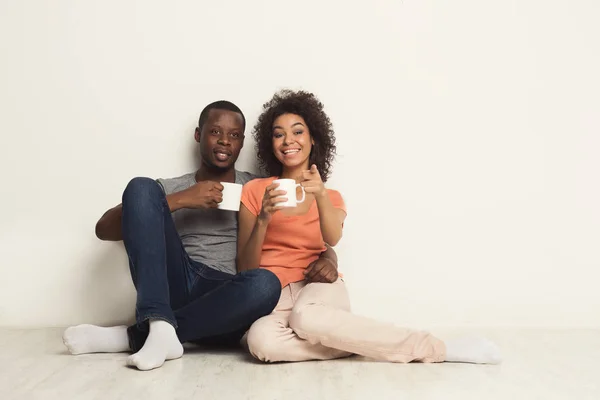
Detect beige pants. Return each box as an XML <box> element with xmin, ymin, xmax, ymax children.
<box><xmin>246</xmin><ymin>279</ymin><xmax>446</xmax><ymax>363</ymax></box>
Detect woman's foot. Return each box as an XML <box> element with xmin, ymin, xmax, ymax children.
<box><xmin>126</xmin><ymin>319</ymin><xmax>183</xmax><ymax>371</ymax></box>
<box><xmin>63</xmin><ymin>324</ymin><xmax>130</xmax><ymax>354</ymax></box>
<box><xmin>444</xmin><ymin>337</ymin><xmax>502</xmax><ymax>364</ymax></box>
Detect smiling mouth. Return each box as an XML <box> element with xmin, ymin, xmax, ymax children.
<box><xmin>214</xmin><ymin>150</ymin><xmax>231</xmax><ymax>162</ymax></box>
<box><xmin>282</xmin><ymin>149</ymin><xmax>300</xmax><ymax>156</ymax></box>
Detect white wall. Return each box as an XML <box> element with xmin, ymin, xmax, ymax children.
<box><xmin>1</xmin><ymin>0</ymin><xmax>598</xmax><ymax>328</ymax></box>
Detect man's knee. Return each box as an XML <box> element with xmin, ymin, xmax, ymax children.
<box><xmin>122</xmin><ymin>177</ymin><xmax>164</xmax><ymax>206</ymax></box>
<box><xmin>240</xmin><ymin>269</ymin><xmax>281</xmax><ymax>314</ymax></box>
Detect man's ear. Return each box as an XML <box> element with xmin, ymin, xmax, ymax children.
<box><xmin>194</xmin><ymin>127</ymin><xmax>201</xmax><ymax>143</ymax></box>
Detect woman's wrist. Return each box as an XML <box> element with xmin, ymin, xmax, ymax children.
<box><xmin>257</xmin><ymin>212</ymin><xmax>271</xmax><ymax>225</ymax></box>
<box><xmin>314</xmin><ymin>188</ymin><xmax>327</xmax><ymax>199</ymax></box>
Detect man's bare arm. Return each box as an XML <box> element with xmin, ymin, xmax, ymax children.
<box><xmin>321</xmin><ymin>244</ymin><xmax>338</xmax><ymax>267</ymax></box>
<box><xmin>304</xmin><ymin>245</ymin><xmax>339</xmax><ymax>283</ymax></box>
<box><xmin>95</xmin><ymin>204</ymin><xmax>124</xmax><ymax>241</ymax></box>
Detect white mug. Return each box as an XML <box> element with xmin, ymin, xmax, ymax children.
<box><xmin>218</xmin><ymin>182</ymin><xmax>243</xmax><ymax>211</ymax></box>
<box><xmin>273</xmin><ymin>178</ymin><xmax>305</xmax><ymax>208</ymax></box>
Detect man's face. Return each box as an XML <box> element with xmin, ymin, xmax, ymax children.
<box><xmin>195</xmin><ymin>109</ymin><xmax>245</xmax><ymax>171</ymax></box>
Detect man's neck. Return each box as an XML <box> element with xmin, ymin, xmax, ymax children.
<box><xmin>195</xmin><ymin>165</ymin><xmax>236</xmax><ymax>183</ymax></box>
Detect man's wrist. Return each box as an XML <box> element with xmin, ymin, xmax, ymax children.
<box><xmin>321</xmin><ymin>255</ymin><xmax>338</xmax><ymax>269</ymax></box>
<box><xmin>168</xmin><ymin>191</ymin><xmax>188</xmax><ymax>211</ymax></box>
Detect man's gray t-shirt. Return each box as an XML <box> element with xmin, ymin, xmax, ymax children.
<box><xmin>157</xmin><ymin>170</ymin><xmax>256</xmax><ymax>275</ymax></box>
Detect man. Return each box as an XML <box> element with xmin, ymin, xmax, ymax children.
<box><xmin>62</xmin><ymin>101</ymin><xmax>339</xmax><ymax>371</ymax></box>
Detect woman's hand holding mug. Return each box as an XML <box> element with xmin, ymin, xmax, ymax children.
<box><xmin>258</xmin><ymin>183</ymin><xmax>287</xmax><ymax>223</ymax></box>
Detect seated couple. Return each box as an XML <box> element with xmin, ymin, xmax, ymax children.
<box><xmin>63</xmin><ymin>90</ymin><xmax>501</xmax><ymax>370</ymax></box>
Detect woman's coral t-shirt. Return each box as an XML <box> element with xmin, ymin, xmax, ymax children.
<box><xmin>241</xmin><ymin>177</ymin><xmax>346</xmax><ymax>288</ymax></box>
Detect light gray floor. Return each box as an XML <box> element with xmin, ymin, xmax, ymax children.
<box><xmin>1</xmin><ymin>328</ymin><xmax>598</xmax><ymax>399</ymax></box>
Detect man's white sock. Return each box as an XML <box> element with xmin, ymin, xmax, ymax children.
<box><xmin>63</xmin><ymin>324</ymin><xmax>129</xmax><ymax>355</ymax></box>
<box><xmin>126</xmin><ymin>319</ymin><xmax>183</xmax><ymax>371</ymax></box>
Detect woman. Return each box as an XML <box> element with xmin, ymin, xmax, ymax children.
<box><xmin>237</xmin><ymin>89</ymin><xmax>502</xmax><ymax>364</ymax></box>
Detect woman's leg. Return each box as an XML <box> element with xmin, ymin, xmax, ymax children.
<box><xmin>246</xmin><ymin>282</ymin><xmax>351</xmax><ymax>362</ymax></box>
<box><xmin>288</xmin><ymin>280</ymin><xmax>501</xmax><ymax>364</ymax></box>
<box><xmin>288</xmin><ymin>279</ymin><xmax>446</xmax><ymax>363</ymax></box>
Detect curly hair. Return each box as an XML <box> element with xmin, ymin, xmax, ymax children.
<box><xmin>252</xmin><ymin>90</ymin><xmax>337</xmax><ymax>182</ymax></box>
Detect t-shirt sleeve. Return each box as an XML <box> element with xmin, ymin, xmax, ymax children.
<box><xmin>241</xmin><ymin>179</ymin><xmax>262</xmax><ymax>216</ymax></box>
<box><xmin>328</xmin><ymin>189</ymin><xmax>347</xmax><ymax>214</ymax></box>
<box><xmin>155</xmin><ymin>179</ymin><xmax>167</xmax><ymax>194</ymax></box>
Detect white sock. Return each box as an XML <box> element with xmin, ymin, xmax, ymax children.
<box><xmin>444</xmin><ymin>336</ymin><xmax>503</xmax><ymax>364</ymax></box>
<box><xmin>63</xmin><ymin>324</ymin><xmax>130</xmax><ymax>355</ymax></box>
<box><xmin>126</xmin><ymin>319</ymin><xmax>183</xmax><ymax>371</ymax></box>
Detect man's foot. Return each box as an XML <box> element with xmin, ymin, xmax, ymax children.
<box><xmin>126</xmin><ymin>319</ymin><xmax>183</xmax><ymax>371</ymax></box>
<box><xmin>444</xmin><ymin>337</ymin><xmax>502</xmax><ymax>364</ymax></box>
<box><xmin>63</xmin><ymin>324</ymin><xmax>130</xmax><ymax>354</ymax></box>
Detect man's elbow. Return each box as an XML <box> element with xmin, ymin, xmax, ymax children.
<box><xmin>95</xmin><ymin>220</ymin><xmax>121</xmax><ymax>241</ymax></box>
<box><xmin>95</xmin><ymin>221</ymin><xmax>106</xmax><ymax>240</ymax></box>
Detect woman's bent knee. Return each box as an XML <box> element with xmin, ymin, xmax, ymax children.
<box><xmin>289</xmin><ymin>305</ymin><xmax>324</xmax><ymax>340</ymax></box>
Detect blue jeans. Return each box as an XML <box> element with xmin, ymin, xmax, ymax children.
<box><xmin>122</xmin><ymin>177</ymin><xmax>281</xmax><ymax>352</ymax></box>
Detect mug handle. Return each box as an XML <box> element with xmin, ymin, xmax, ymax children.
<box><xmin>295</xmin><ymin>184</ymin><xmax>306</xmax><ymax>203</ymax></box>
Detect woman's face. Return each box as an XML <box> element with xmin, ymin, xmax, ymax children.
<box><xmin>272</xmin><ymin>113</ymin><xmax>314</xmax><ymax>171</ymax></box>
